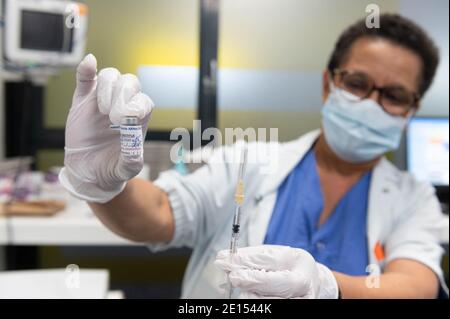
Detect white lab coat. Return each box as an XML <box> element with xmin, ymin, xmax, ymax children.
<box><xmin>151</xmin><ymin>130</ymin><xmax>449</xmax><ymax>298</ymax></box>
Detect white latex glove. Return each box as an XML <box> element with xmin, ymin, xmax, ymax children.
<box><xmin>59</xmin><ymin>54</ymin><xmax>154</xmax><ymax>203</ymax></box>
<box><xmin>215</xmin><ymin>245</ymin><xmax>339</xmax><ymax>299</ymax></box>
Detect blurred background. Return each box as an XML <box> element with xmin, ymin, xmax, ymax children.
<box><xmin>0</xmin><ymin>0</ymin><xmax>448</xmax><ymax>298</ymax></box>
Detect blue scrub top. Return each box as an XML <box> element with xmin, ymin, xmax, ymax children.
<box><xmin>264</xmin><ymin>148</ymin><xmax>372</xmax><ymax>276</ymax></box>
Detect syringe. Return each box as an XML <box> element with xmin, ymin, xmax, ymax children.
<box><xmin>228</xmin><ymin>146</ymin><xmax>248</xmax><ymax>298</ymax></box>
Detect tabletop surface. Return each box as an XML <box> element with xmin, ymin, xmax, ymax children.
<box><xmin>0</xmin><ymin>197</ymin><xmax>135</xmax><ymax>246</ymax></box>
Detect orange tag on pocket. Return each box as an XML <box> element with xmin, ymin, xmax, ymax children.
<box><xmin>374</xmin><ymin>241</ymin><xmax>385</xmax><ymax>262</ymax></box>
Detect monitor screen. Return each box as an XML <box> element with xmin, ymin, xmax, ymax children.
<box><xmin>407</xmin><ymin>117</ymin><xmax>449</xmax><ymax>187</ymax></box>
<box><xmin>20</xmin><ymin>10</ymin><xmax>73</xmax><ymax>52</ymax></box>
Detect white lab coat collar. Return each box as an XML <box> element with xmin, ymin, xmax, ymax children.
<box><xmin>248</xmin><ymin>130</ymin><xmax>321</xmax><ymax>246</ymax></box>
<box><xmin>247</xmin><ymin>129</ymin><xmax>399</xmax><ymax>266</ymax></box>
<box><xmin>366</xmin><ymin>158</ymin><xmax>400</xmax><ymax>265</ymax></box>
<box><xmin>255</xmin><ymin>129</ymin><xmax>322</xmax><ymax>198</ymax></box>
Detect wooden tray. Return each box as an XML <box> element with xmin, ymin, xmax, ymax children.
<box><xmin>0</xmin><ymin>200</ymin><xmax>66</xmax><ymax>217</ymax></box>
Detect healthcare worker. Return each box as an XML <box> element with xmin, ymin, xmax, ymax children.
<box><xmin>60</xmin><ymin>14</ymin><xmax>448</xmax><ymax>298</ymax></box>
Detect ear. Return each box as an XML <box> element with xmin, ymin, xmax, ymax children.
<box><xmin>322</xmin><ymin>70</ymin><xmax>330</xmax><ymax>102</ymax></box>
<box><xmin>410</xmin><ymin>100</ymin><xmax>421</xmax><ymax>118</ymax></box>
<box><xmin>415</xmin><ymin>100</ymin><xmax>421</xmax><ymax>111</ymax></box>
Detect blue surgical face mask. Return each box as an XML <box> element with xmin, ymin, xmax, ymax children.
<box><xmin>321</xmin><ymin>85</ymin><xmax>408</xmax><ymax>163</ymax></box>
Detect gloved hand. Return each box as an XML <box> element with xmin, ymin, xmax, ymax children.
<box><xmin>59</xmin><ymin>54</ymin><xmax>154</xmax><ymax>203</ymax></box>
<box><xmin>215</xmin><ymin>245</ymin><xmax>339</xmax><ymax>299</ymax></box>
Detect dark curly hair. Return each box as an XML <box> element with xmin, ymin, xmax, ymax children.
<box><xmin>327</xmin><ymin>13</ymin><xmax>439</xmax><ymax>97</ymax></box>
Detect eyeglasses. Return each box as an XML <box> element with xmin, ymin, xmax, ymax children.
<box><xmin>331</xmin><ymin>69</ymin><xmax>420</xmax><ymax>117</ymax></box>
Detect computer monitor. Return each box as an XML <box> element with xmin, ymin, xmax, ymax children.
<box><xmin>407</xmin><ymin>117</ymin><xmax>449</xmax><ymax>188</ymax></box>
<box><xmin>3</xmin><ymin>0</ymin><xmax>88</xmax><ymax>67</ymax></box>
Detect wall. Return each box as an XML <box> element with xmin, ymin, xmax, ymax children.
<box><xmin>40</xmin><ymin>0</ymin><xmax>199</xmax><ymax>170</ymax></box>
<box><xmin>45</xmin><ymin>0</ymin><xmax>199</xmax><ymax>130</ymax></box>
<box><xmin>217</xmin><ymin>0</ymin><xmax>398</xmax><ymax>141</ymax></box>
<box><xmin>217</xmin><ymin>0</ymin><xmax>449</xmax><ymax>141</ymax></box>
<box><xmin>400</xmin><ymin>0</ymin><xmax>449</xmax><ymax>117</ymax></box>
<box><xmin>40</xmin><ymin>0</ymin><xmax>449</xmax><ymax>167</ymax></box>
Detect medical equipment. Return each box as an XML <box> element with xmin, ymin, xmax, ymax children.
<box><xmin>228</xmin><ymin>146</ymin><xmax>248</xmax><ymax>298</ymax></box>
<box><xmin>3</xmin><ymin>0</ymin><xmax>88</xmax><ymax>68</ymax></box>
<box><xmin>119</xmin><ymin>116</ymin><xmax>143</xmax><ymax>158</ymax></box>
<box><xmin>407</xmin><ymin>117</ymin><xmax>449</xmax><ymax>187</ymax></box>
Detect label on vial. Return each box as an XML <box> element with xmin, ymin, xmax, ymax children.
<box><xmin>120</xmin><ymin>125</ymin><xmax>143</xmax><ymax>157</ymax></box>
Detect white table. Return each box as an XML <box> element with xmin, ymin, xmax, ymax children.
<box><xmin>0</xmin><ymin>219</ymin><xmax>8</xmax><ymax>245</ymax></box>
<box><xmin>1</xmin><ymin>198</ymin><xmax>136</xmax><ymax>246</ymax></box>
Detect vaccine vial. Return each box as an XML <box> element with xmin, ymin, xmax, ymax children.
<box><xmin>120</xmin><ymin>116</ymin><xmax>143</xmax><ymax>158</ymax></box>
